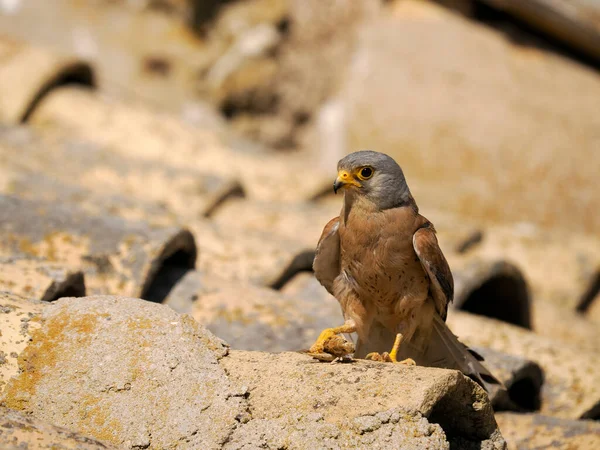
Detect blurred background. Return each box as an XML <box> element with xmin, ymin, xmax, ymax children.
<box><xmin>0</xmin><ymin>0</ymin><xmax>599</xmax><ymax>448</ymax></box>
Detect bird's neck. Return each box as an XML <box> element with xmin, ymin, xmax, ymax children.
<box><xmin>341</xmin><ymin>192</ymin><xmax>377</xmax><ymax>224</ymax></box>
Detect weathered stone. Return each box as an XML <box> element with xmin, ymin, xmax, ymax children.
<box><xmin>0</xmin><ymin>296</ymin><xmax>246</xmax><ymax>449</ymax></box>
<box><xmin>191</xmin><ymin>276</ymin><xmax>342</xmax><ymax>352</ymax></box>
<box><xmin>531</xmin><ymin>300</ymin><xmax>600</xmax><ymax>354</ymax></box>
<box><xmin>0</xmin><ymin>406</ymin><xmax>114</xmax><ymax>449</ymax></box>
<box><xmin>0</xmin><ymin>292</ymin><xmax>44</xmax><ymax>394</ymax></box>
<box><xmin>226</xmin><ymin>410</ymin><xmax>450</xmax><ymax>450</ymax></box>
<box><xmin>280</xmin><ymin>271</ymin><xmax>327</xmax><ymax>299</ymax></box>
<box><xmin>0</xmin><ymin>195</ymin><xmax>196</xmax><ymax>302</ymax></box>
<box><xmin>442</xmin><ymin>222</ymin><xmax>600</xmax><ymax>313</ymax></box>
<box><xmin>0</xmin><ymin>125</ymin><xmax>243</xmax><ymax>222</ymax></box>
<box><xmin>191</xmin><ymin>221</ymin><xmax>315</xmax><ymax>287</ymax></box>
<box><xmin>0</xmin><ymin>255</ymin><xmax>85</xmax><ymax>301</ymax></box>
<box><xmin>0</xmin><ymin>2</ymin><xmax>214</xmax><ymax>114</ymax></box>
<box><xmin>496</xmin><ymin>412</ymin><xmax>600</xmax><ymax>450</ymax></box>
<box><xmin>29</xmin><ymin>87</ymin><xmax>332</xmax><ymax>202</ymax></box>
<box><xmin>447</xmin><ymin>311</ymin><xmax>600</xmax><ymax>419</ymax></box>
<box><xmin>448</xmin><ymin>256</ymin><xmax>531</xmax><ymax>329</ymax></box>
<box><xmin>330</xmin><ymin>0</ymin><xmax>600</xmax><ymax>234</ymax></box>
<box><xmin>221</xmin><ymin>350</ymin><xmax>505</xmax><ymax>447</ymax></box>
<box><xmin>587</xmin><ymin>292</ymin><xmax>600</xmax><ymax>326</ymax></box>
<box><xmin>210</xmin><ymin>198</ymin><xmax>339</xmax><ymax>247</ymax></box>
<box><xmin>278</xmin><ymin>265</ymin><xmax>537</xmax><ymax>412</ymax></box>
<box><xmin>479</xmin><ymin>0</ymin><xmax>600</xmax><ymax>61</ymax></box>
<box><xmin>436</xmin><ymin>221</ymin><xmax>600</xmax><ymax>350</ymax></box>
<box><xmin>0</xmin><ymin>36</ymin><xmax>93</xmax><ymax>124</ymax></box>
<box><xmin>472</xmin><ymin>347</ymin><xmax>543</xmax><ymax>412</ymax></box>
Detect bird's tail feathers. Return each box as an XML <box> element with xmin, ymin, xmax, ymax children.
<box><xmin>426</xmin><ymin>315</ymin><xmax>504</xmax><ymax>394</ymax></box>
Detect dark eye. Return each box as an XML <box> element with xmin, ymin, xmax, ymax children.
<box><xmin>359</xmin><ymin>167</ymin><xmax>373</xmax><ymax>179</ymax></box>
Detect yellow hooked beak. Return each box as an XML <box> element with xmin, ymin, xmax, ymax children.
<box><xmin>333</xmin><ymin>170</ymin><xmax>362</xmax><ymax>194</ymax></box>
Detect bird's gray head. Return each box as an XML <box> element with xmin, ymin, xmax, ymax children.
<box><xmin>334</xmin><ymin>150</ymin><xmax>413</xmax><ymax>210</ymax></box>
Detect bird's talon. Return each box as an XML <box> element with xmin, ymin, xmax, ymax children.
<box><xmin>309</xmin><ymin>328</ymin><xmax>337</xmax><ymax>354</ymax></box>
<box><xmin>365</xmin><ymin>352</ymin><xmax>384</xmax><ymax>361</ymax></box>
<box><xmin>397</xmin><ymin>358</ymin><xmax>416</xmax><ymax>366</ymax></box>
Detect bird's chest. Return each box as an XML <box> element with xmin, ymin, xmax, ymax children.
<box><xmin>338</xmin><ymin>214</ymin><xmax>429</xmax><ymax>308</ymax></box>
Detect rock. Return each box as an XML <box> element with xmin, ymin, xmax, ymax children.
<box><xmin>0</xmin><ymin>295</ymin><xmax>246</xmax><ymax>449</ymax></box>
<box><xmin>29</xmin><ymin>87</ymin><xmax>332</xmax><ymax>202</ymax></box>
<box><xmin>210</xmin><ymin>198</ymin><xmax>339</xmax><ymax>247</ymax></box>
<box><xmin>447</xmin><ymin>310</ymin><xmax>600</xmax><ymax>419</ymax></box>
<box><xmin>443</xmin><ymin>222</ymin><xmax>600</xmax><ymax>314</ymax></box>
<box><xmin>0</xmin><ymin>406</ymin><xmax>115</xmax><ymax>449</ymax></box>
<box><xmin>479</xmin><ymin>0</ymin><xmax>600</xmax><ymax>62</ymax></box>
<box><xmin>191</xmin><ymin>221</ymin><xmax>315</xmax><ymax>287</ymax></box>
<box><xmin>587</xmin><ymin>292</ymin><xmax>600</xmax><ymax>326</ymax></box>
<box><xmin>449</xmin><ymin>256</ymin><xmax>531</xmax><ymax>329</ymax></box>
<box><xmin>225</xmin><ymin>410</ymin><xmax>450</xmax><ymax>450</ymax></box>
<box><xmin>0</xmin><ymin>255</ymin><xmax>85</xmax><ymax>301</ymax></box>
<box><xmin>334</xmin><ymin>0</ymin><xmax>600</xmax><ymax>234</ymax></box>
<box><xmin>0</xmin><ymin>292</ymin><xmax>44</xmax><ymax>394</ymax></box>
<box><xmin>1</xmin><ymin>294</ymin><xmax>506</xmax><ymax>449</ymax></box>
<box><xmin>438</xmin><ymin>221</ymin><xmax>600</xmax><ymax>351</ymax></box>
<box><xmin>531</xmin><ymin>300</ymin><xmax>600</xmax><ymax>354</ymax></box>
<box><xmin>191</xmin><ymin>276</ymin><xmax>342</xmax><ymax>352</ymax></box>
<box><xmin>0</xmin><ymin>36</ymin><xmax>93</xmax><ymax>124</ymax></box>
<box><xmin>222</xmin><ymin>350</ymin><xmax>506</xmax><ymax>448</ymax></box>
<box><xmin>0</xmin><ymin>125</ymin><xmax>243</xmax><ymax>222</ymax></box>
<box><xmin>496</xmin><ymin>412</ymin><xmax>600</xmax><ymax>450</ymax></box>
<box><xmin>472</xmin><ymin>347</ymin><xmax>543</xmax><ymax>412</ymax></box>
<box><xmin>0</xmin><ymin>195</ymin><xmax>196</xmax><ymax>302</ymax></box>
<box><xmin>0</xmin><ymin>2</ymin><xmax>213</xmax><ymax>114</ymax></box>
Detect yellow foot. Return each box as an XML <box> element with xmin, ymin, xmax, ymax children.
<box><xmin>308</xmin><ymin>322</ymin><xmax>356</xmax><ymax>354</ymax></box>
<box><xmin>309</xmin><ymin>328</ymin><xmax>337</xmax><ymax>354</ymax></box>
<box><xmin>364</xmin><ymin>334</ymin><xmax>416</xmax><ymax>365</ymax></box>
<box><xmin>397</xmin><ymin>358</ymin><xmax>416</xmax><ymax>366</ymax></box>
<box><xmin>365</xmin><ymin>352</ymin><xmax>416</xmax><ymax>365</ymax></box>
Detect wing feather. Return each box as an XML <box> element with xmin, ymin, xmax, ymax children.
<box><xmin>313</xmin><ymin>217</ymin><xmax>341</xmax><ymax>295</ymax></box>
<box><xmin>413</xmin><ymin>220</ymin><xmax>453</xmax><ymax>320</ymax></box>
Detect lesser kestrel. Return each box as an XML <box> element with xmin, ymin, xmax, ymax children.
<box><xmin>310</xmin><ymin>150</ymin><xmax>500</xmax><ymax>392</ymax></box>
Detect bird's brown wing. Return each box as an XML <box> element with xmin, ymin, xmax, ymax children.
<box><xmin>313</xmin><ymin>217</ymin><xmax>341</xmax><ymax>295</ymax></box>
<box><xmin>412</xmin><ymin>219</ymin><xmax>453</xmax><ymax>321</ymax></box>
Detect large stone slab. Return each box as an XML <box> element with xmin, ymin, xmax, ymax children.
<box><xmin>29</xmin><ymin>87</ymin><xmax>332</xmax><ymax>202</ymax></box>
<box><xmin>496</xmin><ymin>412</ymin><xmax>600</xmax><ymax>450</ymax></box>
<box><xmin>0</xmin><ymin>195</ymin><xmax>196</xmax><ymax>302</ymax></box>
<box><xmin>191</xmin><ymin>221</ymin><xmax>315</xmax><ymax>288</ymax></box>
<box><xmin>0</xmin><ymin>36</ymin><xmax>93</xmax><ymax>124</ymax></box>
<box><xmin>0</xmin><ymin>255</ymin><xmax>85</xmax><ymax>301</ymax></box>
<box><xmin>0</xmin><ymin>125</ymin><xmax>242</xmax><ymax>222</ymax></box>
<box><xmin>0</xmin><ymin>406</ymin><xmax>115</xmax><ymax>450</ymax></box>
<box><xmin>222</xmin><ymin>350</ymin><xmax>506</xmax><ymax>448</ymax></box>
<box><xmin>447</xmin><ymin>310</ymin><xmax>600</xmax><ymax>419</ymax></box>
<box><xmin>0</xmin><ymin>292</ymin><xmax>44</xmax><ymax>393</ymax></box>
<box><xmin>0</xmin><ymin>296</ymin><xmax>247</xmax><ymax>449</ymax></box>
<box><xmin>329</xmin><ymin>0</ymin><xmax>600</xmax><ymax>234</ymax></box>
<box><xmin>190</xmin><ymin>274</ymin><xmax>342</xmax><ymax>352</ymax></box>
<box><xmin>210</xmin><ymin>198</ymin><xmax>339</xmax><ymax>248</ymax></box>
<box><xmin>480</xmin><ymin>0</ymin><xmax>600</xmax><ymax>61</ymax></box>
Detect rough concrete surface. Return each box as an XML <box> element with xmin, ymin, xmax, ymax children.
<box><xmin>1</xmin><ymin>296</ymin><xmax>246</xmax><ymax>449</ymax></box>
<box><xmin>496</xmin><ymin>412</ymin><xmax>600</xmax><ymax>450</ymax></box>
<box><xmin>0</xmin><ymin>255</ymin><xmax>85</xmax><ymax>301</ymax></box>
<box><xmin>221</xmin><ymin>350</ymin><xmax>504</xmax><ymax>446</ymax></box>
<box><xmin>336</xmin><ymin>0</ymin><xmax>600</xmax><ymax>234</ymax></box>
<box><xmin>0</xmin><ymin>406</ymin><xmax>115</xmax><ymax>450</ymax></box>
<box><xmin>0</xmin><ymin>292</ymin><xmax>45</xmax><ymax>394</ymax></box>
<box><xmin>448</xmin><ymin>310</ymin><xmax>600</xmax><ymax>419</ymax></box>
<box><xmin>0</xmin><ymin>295</ymin><xmax>507</xmax><ymax>450</ymax></box>
<box><xmin>191</xmin><ymin>277</ymin><xmax>342</xmax><ymax>352</ymax></box>
<box><xmin>0</xmin><ymin>195</ymin><xmax>196</xmax><ymax>301</ymax></box>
